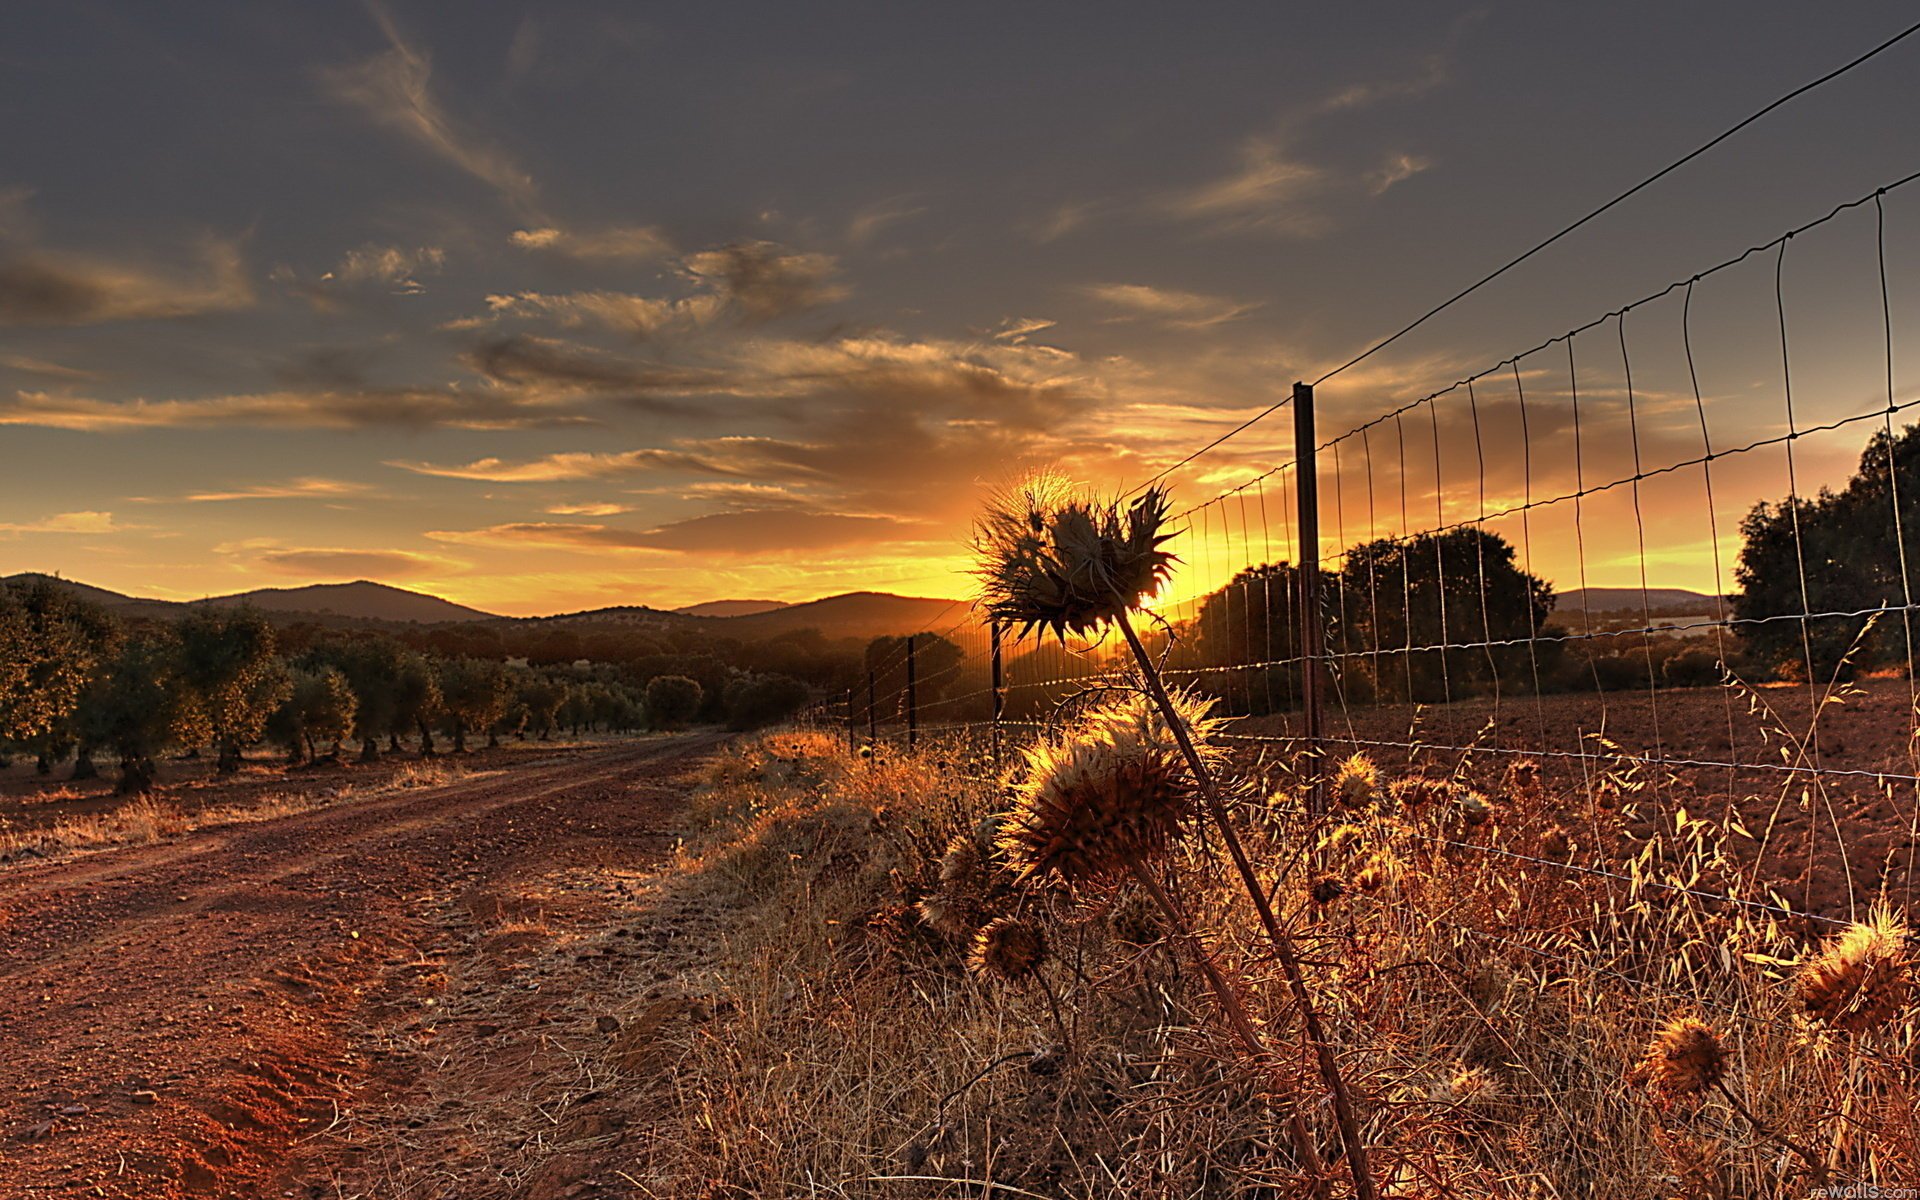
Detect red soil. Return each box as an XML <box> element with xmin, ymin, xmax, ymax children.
<box><xmin>0</xmin><ymin>734</ymin><xmax>720</xmax><ymax>1199</ymax></box>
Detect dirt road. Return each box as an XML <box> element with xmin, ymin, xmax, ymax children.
<box><xmin>0</xmin><ymin>734</ymin><xmax>722</xmax><ymax>1199</ymax></box>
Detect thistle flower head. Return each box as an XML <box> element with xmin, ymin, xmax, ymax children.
<box><xmin>969</xmin><ymin>916</ymin><xmax>1048</xmax><ymax>981</ymax></box>
<box><xmin>1107</xmin><ymin>887</ymin><xmax>1165</xmax><ymax>947</ymax></box>
<box><xmin>1628</xmin><ymin>1016</ymin><xmax>1726</xmax><ymax>1104</ymax></box>
<box><xmin>974</xmin><ymin>473</ymin><xmax>1177</xmax><ymax>639</ymax></box>
<box><xmin>1388</xmin><ymin>777</ymin><xmax>1450</xmax><ymax>810</ymax></box>
<box><xmin>1335</xmin><ymin>754</ymin><xmax>1380</xmax><ymax>808</ymax></box>
<box><xmin>1310</xmin><ymin>874</ymin><xmax>1346</xmax><ymax>905</ymax></box>
<box><xmin>1795</xmin><ymin>909</ymin><xmax>1913</xmax><ymax>1034</ymax></box>
<box><xmin>997</xmin><ymin>687</ymin><xmax>1224</xmax><ymax>884</ymax></box>
<box><xmin>1431</xmin><ymin>1067</ymin><xmax>1503</xmax><ymax>1116</ymax></box>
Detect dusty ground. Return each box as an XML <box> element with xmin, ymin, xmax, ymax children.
<box><xmin>0</xmin><ymin>733</ymin><xmax>724</xmax><ymax>1200</ymax></box>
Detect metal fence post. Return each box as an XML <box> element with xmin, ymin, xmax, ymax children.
<box><xmin>990</xmin><ymin>622</ymin><xmax>1004</xmax><ymax>766</ymax></box>
<box><xmin>866</xmin><ymin>668</ymin><xmax>877</xmax><ymax>743</ymax></box>
<box><xmin>1294</xmin><ymin>381</ymin><xmax>1327</xmax><ymax>814</ymax></box>
<box><xmin>905</xmin><ymin>634</ymin><xmax>918</xmax><ymax>749</ymax></box>
<box><xmin>845</xmin><ymin>688</ymin><xmax>856</xmax><ymax>754</ymax></box>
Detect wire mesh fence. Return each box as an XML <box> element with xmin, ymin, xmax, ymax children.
<box><xmin>805</xmin><ymin>169</ymin><xmax>1920</xmax><ymax>938</ymax></box>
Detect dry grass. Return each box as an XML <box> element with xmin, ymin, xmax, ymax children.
<box><xmin>612</xmin><ymin>728</ymin><xmax>1920</xmax><ymax>1199</ymax></box>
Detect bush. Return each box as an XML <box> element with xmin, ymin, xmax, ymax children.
<box><xmin>645</xmin><ymin>675</ymin><xmax>704</xmax><ymax>729</ymax></box>
<box><xmin>724</xmin><ymin>674</ymin><xmax>811</xmax><ymax>730</ymax></box>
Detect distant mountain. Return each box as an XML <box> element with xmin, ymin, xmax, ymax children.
<box><xmin>719</xmin><ymin>591</ymin><xmax>970</xmax><ymax>642</ymax></box>
<box><xmin>2</xmin><ymin>574</ymin><xmax>495</xmax><ymax>625</ymax></box>
<box><xmin>1556</xmin><ymin>586</ymin><xmax>1719</xmax><ymax>614</ymax></box>
<box><xmin>5</xmin><ymin>572</ymin><xmax>968</xmax><ymax>642</ymax></box>
<box><xmin>201</xmin><ymin>581</ymin><xmax>494</xmax><ymax>623</ymax></box>
<box><xmin>674</xmin><ymin>599</ymin><xmax>790</xmax><ymax>618</ymax></box>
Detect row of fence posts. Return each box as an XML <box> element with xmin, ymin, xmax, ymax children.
<box><xmin>835</xmin><ymin>383</ymin><xmax>1328</xmax><ymax>814</ymax></box>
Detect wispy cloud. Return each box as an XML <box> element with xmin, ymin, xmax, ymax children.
<box><xmin>510</xmin><ymin>225</ymin><xmax>672</xmax><ymax>262</ymax></box>
<box><xmin>321</xmin><ymin>3</ymin><xmax>537</xmax><ymax>211</ymax></box>
<box><xmin>1078</xmin><ymin>283</ymin><xmax>1259</xmax><ymax>329</ymax></box>
<box><xmin>0</xmin><ymin>385</ymin><xmax>589</xmax><ymax>432</ymax></box>
<box><xmin>847</xmin><ymin>197</ymin><xmax>927</xmax><ymax>245</ymax></box>
<box><xmin>0</xmin><ymin>354</ymin><xmax>101</xmax><ymax>381</ymax></box>
<box><xmin>468</xmin><ymin>290</ymin><xmax>723</xmax><ymax>338</ymax></box>
<box><xmin>0</xmin><ymin>239</ymin><xmax>253</xmax><ymax>327</ymax></box>
<box><xmin>1159</xmin><ymin>139</ymin><xmax>1330</xmax><ymax>235</ymax></box>
<box><xmin>545</xmin><ymin>502</ymin><xmax>632</xmax><ymax>516</ymax></box>
<box><xmin>141</xmin><ymin>478</ymin><xmax>379</xmax><ymax>504</ymax></box>
<box><xmin>390</xmin><ymin>449</ymin><xmax>692</xmax><ymax>483</ymax></box>
<box><xmin>1367</xmin><ymin>152</ymin><xmax>1432</xmax><ymax>196</ymax></box>
<box><xmin>326</xmin><ymin>243</ymin><xmax>445</xmax><ymax>293</ymax></box>
<box><xmin>429</xmin><ymin>509</ymin><xmax>916</xmax><ymax>556</ymax></box>
<box><xmin>252</xmin><ymin>547</ymin><xmax>458</xmax><ymax>579</ymax></box>
<box><xmin>0</xmin><ymin>510</ymin><xmax>126</xmax><ymax>535</ymax></box>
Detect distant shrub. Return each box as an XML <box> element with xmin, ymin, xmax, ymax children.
<box><xmin>645</xmin><ymin>674</ymin><xmax>704</xmax><ymax>729</ymax></box>
<box><xmin>724</xmin><ymin>674</ymin><xmax>810</xmax><ymax>730</ymax></box>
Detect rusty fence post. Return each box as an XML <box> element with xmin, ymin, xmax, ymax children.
<box><xmin>1293</xmin><ymin>381</ymin><xmax>1327</xmax><ymax>815</ymax></box>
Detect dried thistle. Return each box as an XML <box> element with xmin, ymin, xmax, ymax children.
<box><xmin>1457</xmin><ymin>790</ymin><xmax>1491</xmax><ymax>827</ymax></box>
<box><xmin>1431</xmin><ymin>1067</ymin><xmax>1505</xmax><ymax>1120</ymax></box>
<box><xmin>1628</xmin><ymin>1016</ymin><xmax>1727</xmax><ymax>1104</ymax></box>
<box><xmin>1794</xmin><ymin>908</ymin><xmax>1913</xmax><ymax>1034</ymax></box>
<box><xmin>997</xmin><ymin>688</ymin><xmax>1224</xmax><ymax>885</ymax></box>
<box><xmin>969</xmin><ymin>916</ymin><xmax>1048</xmax><ymax>982</ymax></box>
<box><xmin>1355</xmin><ymin>855</ymin><xmax>1394</xmax><ymax>893</ymax></box>
<box><xmin>1388</xmin><ymin>776</ymin><xmax>1450</xmax><ymax>810</ymax></box>
<box><xmin>1107</xmin><ymin>887</ymin><xmax>1165</xmax><ymax>947</ymax></box>
<box><xmin>1310</xmin><ymin>874</ymin><xmax>1346</xmax><ymax>905</ymax></box>
<box><xmin>1335</xmin><ymin>754</ymin><xmax>1380</xmax><ymax>809</ymax></box>
<box><xmin>974</xmin><ymin>473</ymin><xmax>1176</xmax><ymax>639</ymax></box>
<box><xmin>1504</xmin><ymin>758</ymin><xmax>1543</xmax><ymax>804</ymax></box>
<box><xmin>1322</xmin><ymin>823</ymin><xmax>1366</xmax><ymax>858</ymax></box>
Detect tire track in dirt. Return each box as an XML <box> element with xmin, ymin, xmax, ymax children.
<box><xmin>0</xmin><ymin>733</ymin><xmax>723</xmax><ymax>1200</ymax></box>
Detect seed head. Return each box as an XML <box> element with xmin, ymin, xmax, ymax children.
<box><xmin>1457</xmin><ymin>790</ymin><xmax>1491</xmax><ymax>827</ymax></box>
<box><xmin>998</xmin><ymin>688</ymin><xmax>1223</xmax><ymax>885</ymax></box>
<box><xmin>969</xmin><ymin>916</ymin><xmax>1048</xmax><ymax>981</ymax></box>
<box><xmin>1389</xmin><ymin>777</ymin><xmax>1450</xmax><ymax>809</ymax></box>
<box><xmin>1431</xmin><ymin>1067</ymin><xmax>1503</xmax><ymax>1118</ymax></box>
<box><xmin>1628</xmin><ymin>1016</ymin><xmax>1726</xmax><ymax>1104</ymax></box>
<box><xmin>974</xmin><ymin>473</ymin><xmax>1177</xmax><ymax>639</ymax></box>
<box><xmin>1355</xmin><ymin>855</ymin><xmax>1394</xmax><ymax>893</ymax></box>
<box><xmin>1504</xmin><ymin>759</ymin><xmax>1543</xmax><ymax>803</ymax></box>
<box><xmin>1794</xmin><ymin>909</ymin><xmax>1913</xmax><ymax>1034</ymax></box>
<box><xmin>1107</xmin><ymin>888</ymin><xmax>1165</xmax><ymax>947</ymax></box>
<box><xmin>1335</xmin><ymin>754</ymin><xmax>1380</xmax><ymax>808</ymax></box>
<box><xmin>1310</xmin><ymin>874</ymin><xmax>1346</xmax><ymax>905</ymax></box>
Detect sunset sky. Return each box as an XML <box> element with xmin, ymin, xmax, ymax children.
<box><xmin>4</xmin><ymin>3</ymin><xmax>1920</xmax><ymax>616</ymax></box>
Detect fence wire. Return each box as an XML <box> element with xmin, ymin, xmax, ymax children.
<box><xmin>804</xmin><ymin>170</ymin><xmax>1920</xmax><ymax>946</ymax></box>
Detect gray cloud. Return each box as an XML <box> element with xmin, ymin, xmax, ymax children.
<box><xmin>0</xmin><ymin>240</ymin><xmax>253</xmax><ymax>327</ymax></box>
<box><xmin>679</xmin><ymin>241</ymin><xmax>846</xmax><ymax>322</ymax></box>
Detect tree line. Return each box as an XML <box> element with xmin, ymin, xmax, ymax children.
<box><xmin>0</xmin><ymin>583</ymin><xmax>817</xmax><ymax>793</ymax></box>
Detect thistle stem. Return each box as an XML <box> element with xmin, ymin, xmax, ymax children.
<box><xmin>1126</xmin><ymin>858</ymin><xmax>1328</xmax><ymax>1193</ymax></box>
<box><xmin>1114</xmin><ymin>606</ymin><xmax>1378</xmax><ymax>1200</ymax></box>
<box><xmin>1710</xmin><ymin>1078</ymin><xmax>1829</xmax><ymax>1187</ymax></box>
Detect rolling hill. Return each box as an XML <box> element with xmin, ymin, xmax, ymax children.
<box><xmin>3</xmin><ymin>574</ymin><xmax>968</xmax><ymax>643</ymax></box>
<box><xmin>674</xmin><ymin>599</ymin><xmax>790</xmax><ymax>618</ymax></box>
<box><xmin>2</xmin><ymin>575</ymin><xmax>496</xmax><ymax>625</ymax></box>
<box><xmin>1555</xmin><ymin>586</ymin><xmax>1719</xmax><ymax>614</ymax></box>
